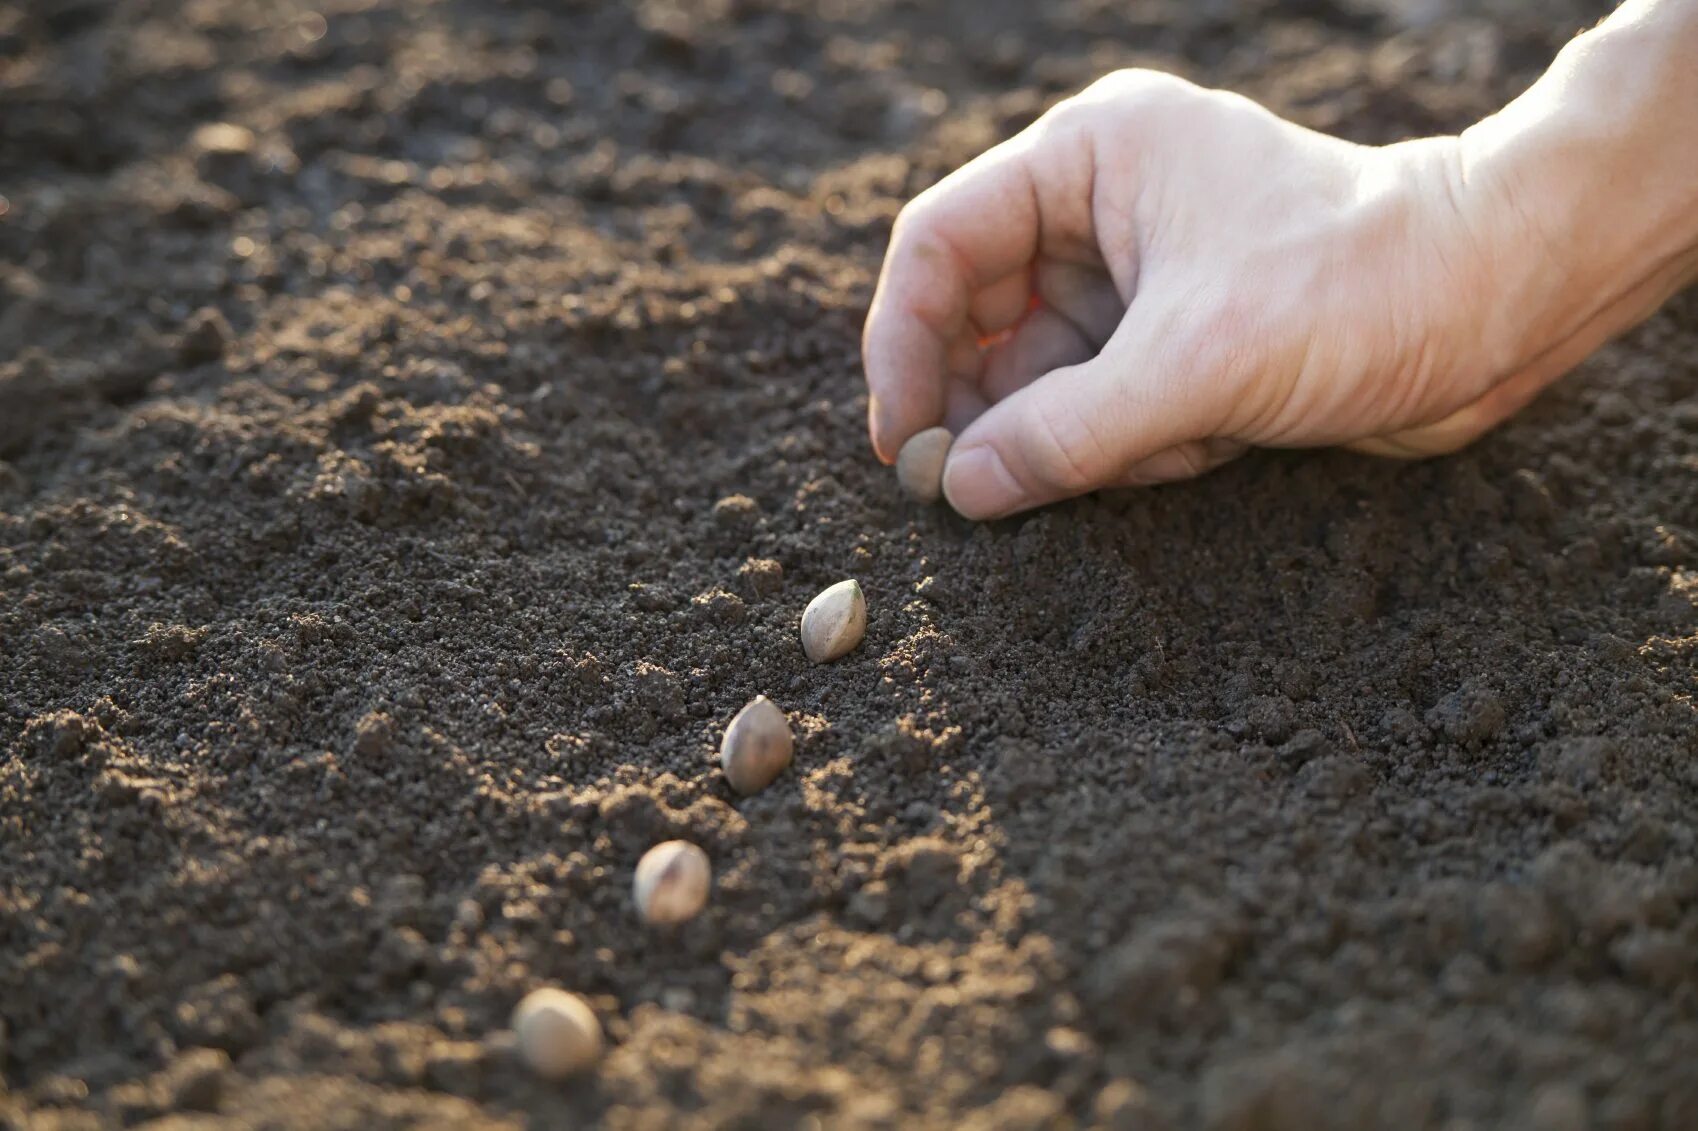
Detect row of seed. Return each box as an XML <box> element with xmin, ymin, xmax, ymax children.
<box><xmin>512</xmin><ymin>577</ymin><xmax>870</xmax><ymax>1078</ymax></box>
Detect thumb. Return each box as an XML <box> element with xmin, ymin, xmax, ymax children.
<box><xmin>941</xmin><ymin>306</ymin><xmax>1223</xmax><ymax>519</ymax></box>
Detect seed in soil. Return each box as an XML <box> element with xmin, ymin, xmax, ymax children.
<box><xmin>191</xmin><ymin>122</ymin><xmax>255</xmax><ymax>155</ymax></box>
<box><xmin>634</xmin><ymin>840</ymin><xmax>711</xmax><ymax>925</ymax></box>
<box><xmin>720</xmin><ymin>695</ymin><xmax>794</xmax><ymax>795</ymax></box>
<box><xmin>896</xmin><ymin>426</ymin><xmax>953</xmax><ymax>503</ymax></box>
<box><xmin>800</xmin><ymin>579</ymin><xmax>866</xmax><ymax>663</ymax></box>
<box><xmin>512</xmin><ymin>987</ymin><xmax>603</xmax><ymax>1078</ymax></box>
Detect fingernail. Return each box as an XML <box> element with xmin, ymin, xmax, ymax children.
<box><xmin>942</xmin><ymin>445</ymin><xmax>1026</xmax><ymax>520</ymax></box>
<box><xmin>867</xmin><ymin>396</ymin><xmax>895</xmax><ymax>464</ymax></box>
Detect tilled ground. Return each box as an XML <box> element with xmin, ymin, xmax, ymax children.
<box><xmin>4</xmin><ymin>0</ymin><xmax>1698</xmax><ymax>1128</ymax></box>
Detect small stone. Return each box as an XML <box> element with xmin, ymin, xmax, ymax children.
<box><xmin>896</xmin><ymin>426</ymin><xmax>953</xmax><ymax>503</ymax></box>
<box><xmin>512</xmin><ymin>988</ymin><xmax>603</xmax><ymax>1079</ymax></box>
<box><xmin>799</xmin><ymin>579</ymin><xmax>866</xmax><ymax>663</ymax></box>
<box><xmin>634</xmin><ymin>840</ymin><xmax>711</xmax><ymax>925</ymax></box>
<box><xmin>719</xmin><ymin>695</ymin><xmax>793</xmax><ymax>795</ymax></box>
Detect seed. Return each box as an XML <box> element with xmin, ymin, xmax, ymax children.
<box><xmin>896</xmin><ymin>426</ymin><xmax>953</xmax><ymax>503</ymax></box>
<box><xmin>720</xmin><ymin>695</ymin><xmax>793</xmax><ymax>795</ymax></box>
<box><xmin>800</xmin><ymin>579</ymin><xmax>866</xmax><ymax>663</ymax></box>
<box><xmin>512</xmin><ymin>987</ymin><xmax>602</xmax><ymax>1078</ymax></box>
<box><xmin>634</xmin><ymin>840</ymin><xmax>711</xmax><ymax>925</ymax></box>
<box><xmin>191</xmin><ymin>122</ymin><xmax>255</xmax><ymax>156</ymax></box>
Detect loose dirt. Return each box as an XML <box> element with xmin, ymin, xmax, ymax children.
<box><xmin>4</xmin><ymin>0</ymin><xmax>1697</xmax><ymax>1128</ymax></box>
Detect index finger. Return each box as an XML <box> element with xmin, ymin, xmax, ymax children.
<box><xmin>862</xmin><ymin>137</ymin><xmax>1044</xmax><ymax>463</ymax></box>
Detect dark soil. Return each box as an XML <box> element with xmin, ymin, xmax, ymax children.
<box><xmin>5</xmin><ymin>0</ymin><xmax>1698</xmax><ymax>1127</ymax></box>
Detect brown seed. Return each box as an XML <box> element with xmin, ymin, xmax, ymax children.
<box><xmin>799</xmin><ymin>579</ymin><xmax>866</xmax><ymax>663</ymax></box>
<box><xmin>512</xmin><ymin>988</ymin><xmax>602</xmax><ymax>1078</ymax></box>
<box><xmin>720</xmin><ymin>695</ymin><xmax>794</xmax><ymax>795</ymax></box>
<box><xmin>633</xmin><ymin>840</ymin><xmax>711</xmax><ymax>925</ymax></box>
<box><xmin>896</xmin><ymin>426</ymin><xmax>953</xmax><ymax>503</ymax></box>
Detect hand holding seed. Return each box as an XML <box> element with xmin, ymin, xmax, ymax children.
<box><xmin>864</xmin><ymin>61</ymin><xmax>1698</xmax><ymax>519</ymax></box>
<box><xmin>895</xmin><ymin>427</ymin><xmax>952</xmax><ymax>503</ymax></box>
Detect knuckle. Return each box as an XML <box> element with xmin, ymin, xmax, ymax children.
<box><xmin>1039</xmin><ymin>92</ymin><xmax>1100</xmax><ymax>141</ymax></box>
<box><xmin>890</xmin><ymin>192</ymin><xmax>939</xmax><ymax>244</ymax></box>
<box><xmin>1043</xmin><ymin>69</ymin><xmax>1178</xmax><ymax>136</ymax></box>
<box><xmin>891</xmin><ymin>174</ymin><xmax>966</xmax><ymax>242</ymax></box>
<box><xmin>1083</xmin><ymin>67</ymin><xmax>1184</xmax><ymax>106</ymax></box>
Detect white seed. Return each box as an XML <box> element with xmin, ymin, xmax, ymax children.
<box><xmin>896</xmin><ymin>426</ymin><xmax>953</xmax><ymax>503</ymax></box>
<box><xmin>191</xmin><ymin>122</ymin><xmax>255</xmax><ymax>156</ymax></box>
<box><xmin>720</xmin><ymin>695</ymin><xmax>794</xmax><ymax>795</ymax></box>
<box><xmin>512</xmin><ymin>987</ymin><xmax>602</xmax><ymax>1078</ymax></box>
<box><xmin>634</xmin><ymin>840</ymin><xmax>711</xmax><ymax>925</ymax></box>
<box><xmin>800</xmin><ymin>579</ymin><xmax>866</xmax><ymax>663</ymax></box>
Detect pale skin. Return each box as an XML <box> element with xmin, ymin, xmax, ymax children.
<box><xmin>863</xmin><ymin>0</ymin><xmax>1698</xmax><ymax>520</ymax></box>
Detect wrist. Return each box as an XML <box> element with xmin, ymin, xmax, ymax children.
<box><xmin>1457</xmin><ymin>1</ymin><xmax>1698</xmax><ymax>364</ymax></box>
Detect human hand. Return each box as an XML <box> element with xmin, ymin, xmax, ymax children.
<box><xmin>862</xmin><ymin>63</ymin><xmax>1698</xmax><ymax>520</ymax></box>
